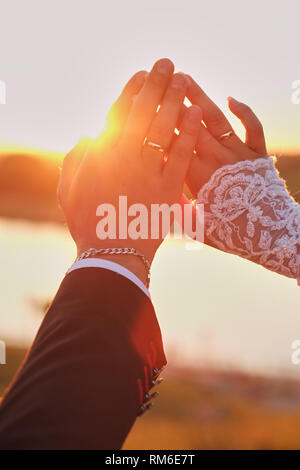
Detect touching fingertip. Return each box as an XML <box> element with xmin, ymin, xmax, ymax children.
<box><xmin>228</xmin><ymin>96</ymin><xmax>239</xmax><ymax>106</ymax></box>
<box><xmin>171</xmin><ymin>72</ymin><xmax>187</xmax><ymax>89</ymax></box>
<box><xmin>130</xmin><ymin>71</ymin><xmax>148</xmax><ymax>91</ymax></box>
<box><xmin>187</xmin><ymin>104</ymin><xmax>202</xmax><ymax>120</ymax></box>
<box><xmin>155</xmin><ymin>58</ymin><xmax>174</xmax><ymax>75</ymax></box>
<box><xmin>183</xmin><ymin>74</ymin><xmax>192</xmax><ymax>87</ymax></box>
<box><xmin>135</xmin><ymin>70</ymin><xmax>148</xmax><ymax>82</ymax></box>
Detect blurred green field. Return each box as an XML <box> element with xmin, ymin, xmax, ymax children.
<box><xmin>1</xmin><ymin>346</ymin><xmax>300</xmax><ymax>450</ymax></box>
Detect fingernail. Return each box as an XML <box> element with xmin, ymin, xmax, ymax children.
<box><xmin>135</xmin><ymin>71</ymin><xmax>148</xmax><ymax>85</ymax></box>
<box><xmin>171</xmin><ymin>73</ymin><xmax>186</xmax><ymax>89</ymax></box>
<box><xmin>228</xmin><ymin>96</ymin><xmax>238</xmax><ymax>105</ymax></box>
<box><xmin>184</xmin><ymin>74</ymin><xmax>192</xmax><ymax>86</ymax></box>
<box><xmin>156</xmin><ymin>58</ymin><xmax>173</xmax><ymax>75</ymax></box>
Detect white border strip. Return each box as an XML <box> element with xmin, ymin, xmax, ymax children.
<box><xmin>67</xmin><ymin>258</ymin><xmax>150</xmax><ymax>299</ymax></box>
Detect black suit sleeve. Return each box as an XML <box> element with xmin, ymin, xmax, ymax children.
<box><xmin>0</xmin><ymin>268</ymin><xmax>166</xmax><ymax>449</ymax></box>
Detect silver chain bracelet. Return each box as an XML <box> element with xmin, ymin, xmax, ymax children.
<box><xmin>76</xmin><ymin>247</ymin><xmax>151</xmax><ymax>287</ymax></box>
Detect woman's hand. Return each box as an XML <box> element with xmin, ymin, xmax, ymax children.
<box><xmin>184</xmin><ymin>76</ymin><xmax>268</xmax><ymax>198</ymax></box>
<box><xmin>58</xmin><ymin>59</ymin><xmax>202</xmax><ymax>284</ymax></box>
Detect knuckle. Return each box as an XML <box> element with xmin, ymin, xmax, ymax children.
<box><xmin>149</xmin><ymin>123</ymin><xmax>170</xmax><ymax>145</ymax></box>
<box><xmin>182</xmin><ymin>118</ymin><xmax>199</xmax><ymax>136</ymax></box>
<box><xmin>174</xmin><ymin>139</ymin><xmax>190</xmax><ymax>159</ymax></box>
<box><xmin>150</xmin><ymin>70</ymin><xmax>169</xmax><ymax>87</ymax></box>
<box><xmin>165</xmin><ymin>85</ymin><xmax>184</xmax><ymax>102</ymax></box>
<box><xmin>183</xmin><ymin>125</ymin><xmax>196</xmax><ymax>138</ymax></box>
<box><xmin>207</xmin><ymin>112</ymin><xmax>226</xmax><ymax>128</ymax></box>
<box><xmin>132</xmin><ymin>105</ymin><xmax>147</xmax><ymax>124</ymax></box>
<box><xmin>248</xmin><ymin>118</ymin><xmax>263</xmax><ymax>133</ymax></box>
<box><xmin>199</xmin><ymin>130</ymin><xmax>214</xmax><ymax>145</ymax></box>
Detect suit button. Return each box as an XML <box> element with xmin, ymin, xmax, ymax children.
<box><xmin>145</xmin><ymin>391</ymin><xmax>159</xmax><ymax>402</ymax></box>
<box><xmin>137</xmin><ymin>402</ymin><xmax>153</xmax><ymax>417</ymax></box>
<box><xmin>152</xmin><ymin>365</ymin><xmax>165</xmax><ymax>379</ymax></box>
<box><xmin>151</xmin><ymin>377</ymin><xmax>164</xmax><ymax>388</ymax></box>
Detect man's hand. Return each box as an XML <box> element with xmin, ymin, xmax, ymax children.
<box><xmin>58</xmin><ymin>59</ymin><xmax>202</xmax><ymax>284</ymax></box>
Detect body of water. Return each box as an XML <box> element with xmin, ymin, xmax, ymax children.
<box><xmin>0</xmin><ymin>219</ymin><xmax>299</xmax><ymax>378</ymax></box>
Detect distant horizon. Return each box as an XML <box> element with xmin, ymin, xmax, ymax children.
<box><xmin>0</xmin><ymin>144</ymin><xmax>299</xmax><ymax>161</ymax></box>
<box><xmin>0</xmin><ymin>1</ymin><xmax>299</xmax><ymax>162</ymax></box>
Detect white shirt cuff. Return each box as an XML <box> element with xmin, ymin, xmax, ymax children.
<box><xmin>67</xmin><ymin>258</ymin><xmax>151</xmax><ymax>299</ymax></box>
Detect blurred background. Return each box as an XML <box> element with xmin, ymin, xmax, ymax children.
<box><xmin>0</xmin><ymin>0</ymin><xmax>300</xmax><ymax>449</ymax></box>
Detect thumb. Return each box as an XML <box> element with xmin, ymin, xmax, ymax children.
<box><xmin>57</xmin><ymin>136</ymin><xmax>91</xmax><ymax>207</ymax></box>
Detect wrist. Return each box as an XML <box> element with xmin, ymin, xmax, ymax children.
<box><xmin>97</xmin><ymin>254</ymin><xmax>149</xmax><ymax>287</ymax></box>
<box><xmin>76</xmin><ymin>246</ymin><xmax>152</xmax><ymax>288</ymax></box>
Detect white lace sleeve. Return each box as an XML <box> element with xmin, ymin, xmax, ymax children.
<box><xmin>197</xmin><ymin>157</ymin><xmax>300</xmax><ymax>284</ymax></box>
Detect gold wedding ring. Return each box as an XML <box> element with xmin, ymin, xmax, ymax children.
<box><xmin>144</xmin><ymin>137</ymin><xmax>165</xmax><ymax>154</ymax></box>
<box><xmin>218</xmin><ymin>130</ymin><xmax>234</xmax><ymax>141</ymax></box>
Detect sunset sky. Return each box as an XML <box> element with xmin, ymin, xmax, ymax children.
<box><xmin>0</xmin><ymin>0</ymin><xmax>299</xmax><ymax>155</ymax></box>
<box><xmin>0</xmin><ymin>0</ymin><xmax>300</xmax><ymax>378</ymax></box>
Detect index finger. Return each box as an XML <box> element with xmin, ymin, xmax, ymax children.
<box><xmin>105</xmin><ymin>70</ymin><xmax>148</xmax><ymax>146</ymax></box>
<box><xmin>186</xmin><ymin>75</ymin><xmax>233</xmax><ymax>138</ymax></box>
<box><xmin>120</xmin><ymin>58</ymin><xmax>174</xmax><ymax>151</ymax></box>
